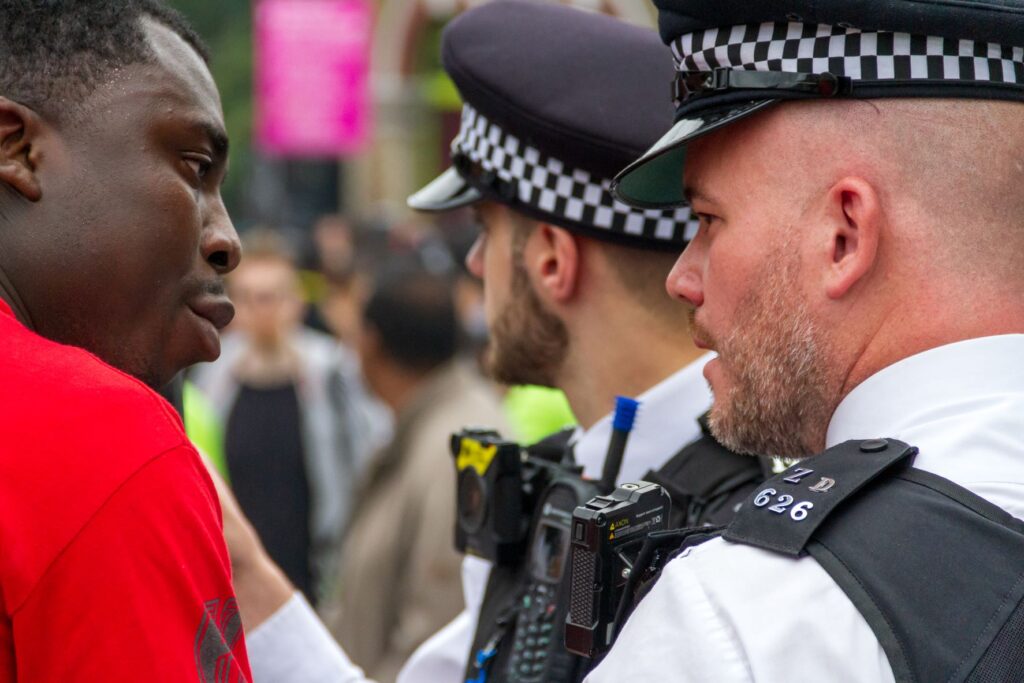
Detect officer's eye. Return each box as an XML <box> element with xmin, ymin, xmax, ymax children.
<box><xmin>695</xmin><ymin>212</ymin><xmax>719</xmax><ymax>230</ymax></box>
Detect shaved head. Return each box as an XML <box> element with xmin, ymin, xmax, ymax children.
<box><xmin>673</xmin><ymin>96</ymin><xmax>1024</xmax><ymax>454</ymax></box>
<box><xmin>779</xmin><ymin>98</ymin><xmax>1024</xmax><ymax>289</ymax></box>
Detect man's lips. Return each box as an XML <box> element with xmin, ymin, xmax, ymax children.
<box><xmin>188</xmin><ymin>296</ymin><xmax>235</xmax><ymax>330</ymax></box>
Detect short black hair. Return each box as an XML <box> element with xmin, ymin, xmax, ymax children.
<box><xmin>363</xmin><ymin>266</ymin><xmax>459</xmax><ymax>374</ymax></box>
<box><xmin>0</xmin><ymin>0</ymin><xmax>209</xmax><ymax>123</ymax></box>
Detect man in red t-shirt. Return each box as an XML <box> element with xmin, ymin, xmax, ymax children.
<box><xmin>0</xmin><ymin>2</ymin><xmax>250</xmax><ymax>679</ymax></box>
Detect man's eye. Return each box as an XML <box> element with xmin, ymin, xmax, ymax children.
<box><xmin>183</xmin><ymin>155</ymin><xmax>213</xmax><ymax>182</ymax></box>
<box><xmin>696</xmin><ymin>212</ymin><xmax>719</xmax><ymax>230</ymax></box>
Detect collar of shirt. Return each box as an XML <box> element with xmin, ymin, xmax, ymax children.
<box><xmin>572</xmin><ymin>353</ymin><xmax>714</xmax><ymax>483</ymax></box>
<box><xmin>0</xmin><ymin>297</ymin><xmax>12</xmax><ymax>318</ymax></box>
<box><xmin>826</xmin><ymin>334</ymin><xmax>1024</xmax><ymax>518</ymax></box>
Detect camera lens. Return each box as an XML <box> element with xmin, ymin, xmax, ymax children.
<box><xmin>458</xmin><ymin>470</ymin><xmax>487</xmax><ymax>532</ymax></box>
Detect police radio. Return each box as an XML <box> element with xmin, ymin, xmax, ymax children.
<box><xmin>565</xmin><ymin>481</ymin><xmax>671</xmax><ymax>659</ymax></box>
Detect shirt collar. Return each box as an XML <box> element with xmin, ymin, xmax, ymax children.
<box><xmin>574</xmin><ymin>353</ymin><xmax>714</xmax><ymax>483</ymax></box>
<box><xmin>825</xmin><ymin>335</ymin><xmax>1024</xmax><ymax>517</ymax></box>
<box><xmin>826</xmin><ymin>335</ymin><xmax>1024</xmax><ymax>448</ymax></box>
<box><xmin>0</xmin><ymin>297</ymin><xmax>12</xmax><ymax>319</ymax></box>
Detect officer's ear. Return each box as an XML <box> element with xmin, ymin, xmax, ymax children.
<box><xmin>529</xmin><ymin>223</ymin><xmax>579</xmax><ymax>304</ymax></box>
<box><xmin>820</xmin><ymin>176</ymin><xmax>881</xmax><ymax>300</ymax></box>
<box><xmin>0</xmin><ymin>97</ymin><xmax>43</xmax><ymax>202</ymax></box>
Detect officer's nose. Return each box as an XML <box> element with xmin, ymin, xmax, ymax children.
<box><xmin>666</xmin><ymin>239</ymin><xmax>704</xmax><ymax>307</ymax></box>
<box><xmin>202</xmin><ymin>198</ymin><xmax>242</xmax><ymax>276</ymax></box>
<box><xmin>465</xmin><ymin>233</ymin><xmax>485</xmax><ymax>279</ymax></box>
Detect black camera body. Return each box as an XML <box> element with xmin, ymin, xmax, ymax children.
<box><xmin>565</xmin><ymin>481</ymin><xmax>670</xmax><ymax>659</ymax></box>
<box><xmin>451</xmin><ymin>428</ymin><xmax>570</xmax><ymax>566</ymax></box>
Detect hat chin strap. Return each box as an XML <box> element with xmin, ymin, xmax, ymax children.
<box><xmin>673</xmin><ymin>68</ymin><xmax>853</xmax><ymax>107</ymax></box>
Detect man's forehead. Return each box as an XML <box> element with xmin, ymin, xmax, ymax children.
<box><xmin>93</xmin><ymin>17</ymin><xmax>225</xmax><ymax>138</ymax></box>
<box><xmin>143</xmin><ymin>19</ymin><xmax>219</xmax><ymax>103</ymax></box>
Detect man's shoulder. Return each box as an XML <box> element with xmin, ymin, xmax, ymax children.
<box><xmin>1</xmin><ymin>316</ymin><xmax>186</xmax><ymax>446</ymax></box>
<box><xmin>589</xmin><ymin>537</ymin><xmax>890</xmax><ymax>682</ymax></box>
<box><xmin>0</xmin><ymin>320</ymin><xmax>200</xmax><ymax>569</ymax></box>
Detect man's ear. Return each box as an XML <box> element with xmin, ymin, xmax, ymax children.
<box><xmin>526</xmin><ymin>223</ymin><xmax>580</xmax><ymax>304</ymax></box>
<box><xmin>0</xmin><ymin>97</ymin><xmax>43</xmax><ymax>202</ymax></box>
<box><xmin>820</xmin><ymin>177</ymin><xmax>881</xmax><ymax>300</ymax></box>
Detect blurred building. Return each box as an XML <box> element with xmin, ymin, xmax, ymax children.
<box><xmin>171</xmin><ymin>0</ymin><xmax>656</xmax><ymax>232</ymax></box>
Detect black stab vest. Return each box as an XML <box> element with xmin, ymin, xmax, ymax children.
<box><xmin>647</xmin><ymin>438</ymin><xmax>1024</xmax><ymax>683</ymax></box>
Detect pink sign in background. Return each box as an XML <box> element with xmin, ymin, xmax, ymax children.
<box><xmin>255</xmin><ymin>0</ymin><xmax>373</xmax><ymax>156</ymax></box>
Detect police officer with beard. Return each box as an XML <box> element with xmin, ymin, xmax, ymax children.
<box><xmin>584</xmin><ymin>1</ymin><xmax>1024</xmax><ymax>681</ymax></box>
<box><xmin>401</xmin><ymin>3</ymin><xmax>767</xmax><ymax>682</ymax></box>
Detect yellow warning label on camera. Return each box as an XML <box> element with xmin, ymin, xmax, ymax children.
<box><xmin>457</xmin><ymin>439</ymin><xmax>498</xmax><ymax>476</ymax></box>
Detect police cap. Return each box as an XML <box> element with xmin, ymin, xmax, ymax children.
<box><xmin>408</xmin><ymin>0</ymin><xmax>695</xmax><ymax>250</ymax></box>
<box><xmin>613</xmin><ymin>0</ymin><xmax>1024</xmax><ymax>208</ymax></box>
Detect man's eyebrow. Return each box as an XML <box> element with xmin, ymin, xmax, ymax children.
<box><xmin>683</xmin><ymin>183</ymin><xmax>719</xmax><ymax>207</ymax></box>
<box><xmin>195</xmin><ymin>120</ymin><xmax>230</xmax><ymax>158</ymax></box>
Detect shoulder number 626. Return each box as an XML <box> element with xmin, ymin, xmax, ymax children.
<box><xmin>753</xmin><ymin>488</ymin><xmax>814</xmax><ymax>521</ymax></box>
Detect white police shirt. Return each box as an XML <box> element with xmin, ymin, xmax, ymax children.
<box><xmin>245</xmin><ymin>356</ymin><xmax>714</xmax><ymax>683</ymax></box>
<box><xmin>586</xmin><ymin>335</ymin><xmax>1024</xmax><ymax>683</ymax></box>
<box><xmin>396</xmin><ymin>355</ymin><xmax>714</xmax><ymax>683</ymax></box>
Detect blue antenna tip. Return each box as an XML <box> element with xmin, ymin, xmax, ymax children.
<box><xmin>612</xmin><ymin>396</ymin><xmax>640</xmax><ymax>432</ymax></box>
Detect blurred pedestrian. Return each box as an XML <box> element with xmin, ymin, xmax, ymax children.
<box><xmin>321</xmin><ymin>264</ymin><xmax>508</xmax><ymax>683</ymax></box>
<box><xmin>191</xmin><ymin>229</ymin><xmax>386</xmax><ymax>604</ymax></box>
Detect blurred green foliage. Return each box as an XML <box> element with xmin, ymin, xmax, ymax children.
<box><xmin>169</xmin><ymin>0</ymin><xmax>254</xmax><ymax>218</ymax></box>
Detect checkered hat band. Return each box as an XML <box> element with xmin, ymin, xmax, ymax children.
<box><xmin>671</xmin><ymin>22</ymin><xmax>1024</xmax><ymax>84</ymax></box>
<box><xmin>451</xmin><ymin>105</ymin><xmax>695</xmax><ymax>243</ymax></box>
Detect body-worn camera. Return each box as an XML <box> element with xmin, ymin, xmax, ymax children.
<box><xmin>451</xmin><ymin>428</ymin><xmax>574</xmax><ymax>566</ymax></box>
<box><xmin>565</xmin><ymin>481</ymin><xmax>670</xmax><ymax>659</ymax></box>
<box><xmin>453</xmin><ymin>428</ymin><xmax>601</xmax><ymax>681</ymax></box>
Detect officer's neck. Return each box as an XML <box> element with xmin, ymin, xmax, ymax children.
<box><xmin>559</xmin><ymin>320</ymin><xmax>702</xmax><ymax>430</ymax></box>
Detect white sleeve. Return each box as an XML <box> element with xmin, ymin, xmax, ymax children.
<box><xmin>583</xmin><ymin>549</ymin><xmax>754</xmax><ymax>683</ymax></box>
<box><xmin>585</xmin><ymin>537</ymin><xmax>895</xmax><ymax>683</ymax></box>
<box><xmin>397</xmin><ymin>556</ymin><xmax>493</xmax><ymax>683</ymax></box>
<box><xmin>247</xmin><ymin>592</ymin><xmax>372</xmax><ymax>683</ymax></box>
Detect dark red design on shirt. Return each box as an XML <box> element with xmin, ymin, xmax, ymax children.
<box><xmin>195</xmin><ymin>598</ymin><xmax>249</xmax><ymax>683</ymax></box>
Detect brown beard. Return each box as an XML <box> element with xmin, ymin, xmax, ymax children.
<box><xmin>699</xmin><ymin>246</ymin><xmax>839</xmax><ymax>458</ymax></box>
<box><xmin>484</xmin><ymin>253</ymin><xmax>568</xmax><ymax>388</ymax></box>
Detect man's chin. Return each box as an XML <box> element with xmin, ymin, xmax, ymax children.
<box><xmin>483</xmin><ymin>343</ymin><xmax>557</xmax><ymax>389</ymax></box>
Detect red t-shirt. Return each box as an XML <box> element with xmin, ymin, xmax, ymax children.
<box><xmin>0</xmin><ymin>300</ymin><xmax>251</xmax><ymax>681</ymax></box>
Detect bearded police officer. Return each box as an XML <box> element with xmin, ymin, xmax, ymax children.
<box><xmin>227</xmin><ymin>3</ymin><xmax>768</xmax><ymax>682</ymax></box>
<box><xmin>400</xmin><ymin>3</ymin><xmax>771</xmax><ymax>682</ymax></box>
<box><xmin>582</xmin><ymin>1</ymin><xmax>1024</xmax><ymax>681</ymax></box>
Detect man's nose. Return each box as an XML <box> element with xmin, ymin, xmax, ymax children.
<box><xmin>203</xmin><ymin>198</ymin><xmax>242</xmax><ymax>275</ymax></box>
<box><xmin>666</xmin><ymin>239</ymin><xmax>704</xmax><ymax>307</ymax></box>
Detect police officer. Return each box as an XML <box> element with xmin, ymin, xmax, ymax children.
<box><xmin>227</xmin><ymin>2</ymin><xmax>767</xmax><ymax>682</ymax></box>
<box><xmin>583</xmin><ymin>1</ymin><xmax>1024</xmax><ymax>681</ymax></box>
<box><xmin>400</xmin><ymin>3</ymin><xmax>770</xmax><ymax>682</ymax></box>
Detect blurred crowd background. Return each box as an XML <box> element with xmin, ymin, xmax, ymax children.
<box><xmin>166</xmin><ymin>2</ymin><xmax>657</xmax><ymax>681</ymax></box>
